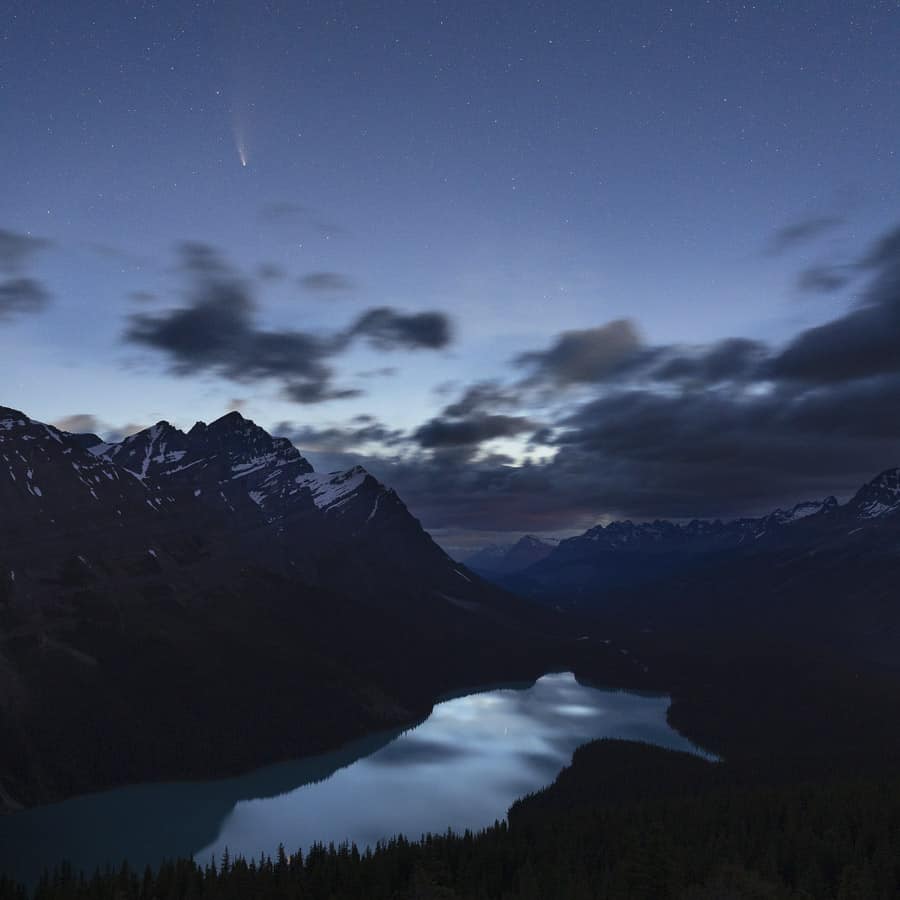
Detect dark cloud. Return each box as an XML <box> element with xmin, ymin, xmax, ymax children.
<box><xmin>515</xmin><ymin>320</ymin><xmax>643</xmax><ymax>385</ymax></box>
<box><xmin>350</xmin><ymin>306</ymin><xmax>453</xmax><ymax>350</ymax></box>
<box><xmin>651</xmin><ymin>338</ymin><xmax>767</xmax><ymax>385</ymax></box>
<box><xmin>442</xmin><ymin>381</ymin><xmax>521</xmax><ymax>417</ymax></box>
<box><xmin>282</xmin><ymin>381</ymin><xmax>363</xmax><ymax>404</ymax></box>
<box><xmin>770</xmin><ymin>305</ymin><xmax>900</xmax><ymax>383</ymax></box>
<box><xmin>365</xmin><ymin>221</ymin><xmax>900</xmax><ymax>535</ymax></box>
<box><xmin>796</xmin><ymin>264</ymin><xmax>852</xmax><ymax>294</ymax></box>
<box><xmin>771</xmin><ymin>225</ymin><xmax>900</xmax><ymax>383</ymax></box>
<box><xmin>0</xmin><ymin>228</ymin><xmax>52</xmax><ymax>274</ymax></box>
<box><xmin>273</xmin><ymin>419</ymin><xmax>406</xmax><ymax>451</ymax></box>
<box><xmin>414</xmin><ymin>414</ymin><xmax>536</xmax><ymax>448</ymax></box>
<box><xmin>125</xmin><ymin>263</ymin><xmax>345</xmax><ymax>403</ymax></box>
<box><xmin>548</xmin><ymin>377</ymin><xmax>900</xmax><ymax>518</ymax></box>
<box><xmin>299</xmin><ymin>271</ymin><xmax>355</xmax><ymax>293</ymax></box>
<box><xmin>125</xmin><ymin>244</ymin><xmax>452</xmax><ymax>403</ymax></box>
<box><xmin>0</xmin><ymin>228</ymin><xmax>52</xmax><ymax>321</ymax></box>
<box><xmin>767</xmin><ymin>215</ymin><xmax>843</xmax><ymax>255</ymax></box>
<box><xmin>0</xmin><ymin>278</ymin><xmax>50</xmax><ymax>319</ymax></box>
<box><xmin>359</xmin><ymin>379</ymin><xmax>900</xmax><ymax>537</ymax></box>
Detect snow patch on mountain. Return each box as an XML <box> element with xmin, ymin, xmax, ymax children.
<box><xmin>296</xmin><ymin>467</ymin><xmax>368</xmax><ymax>512</ymax></box>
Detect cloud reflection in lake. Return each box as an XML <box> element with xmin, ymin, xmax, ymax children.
<box><xmin>197</xmin><ymin>673</ymin><xmax>709</xmax><ymax>863</ymax></box>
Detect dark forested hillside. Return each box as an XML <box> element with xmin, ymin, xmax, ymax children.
<box><xmin>5</xmin><ymin>739</ymin><xmax>899</xmax><ymax>900</ymax></box>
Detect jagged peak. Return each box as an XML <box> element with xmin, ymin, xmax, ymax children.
<box><xmin>207</xmin><ymin>410</ymin><xmax>253</xmax><ymax>431</ymax></box>
<box><xmin>848</xmin><ymin>467</ymin><xmax>900</xmax><ymax>519</ymax></box>
<box><xmin>118</xmin><ymin>420</ymin><xmax>184</xmax><ymax>444</ymax></box>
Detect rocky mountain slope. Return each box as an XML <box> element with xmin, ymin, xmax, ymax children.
<box><xmin>0</xmin><ymin>406</ymin><xmax>623</xmax><ymax>810</ymax></box>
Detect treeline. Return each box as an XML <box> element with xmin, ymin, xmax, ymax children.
<box><xmin>4</xmin><ymin>740</ymin><xmax>900</xmax><ymax>900</ymax></box>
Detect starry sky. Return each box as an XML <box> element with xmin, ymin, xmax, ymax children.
<box><xmin>2</xmin><ymin>0</ymin><xmax>900</xmax><ymax>551</ymax></box>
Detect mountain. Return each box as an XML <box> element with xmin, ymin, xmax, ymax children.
<box><xmin>493</xmin><ymin>480</ymin><xmax>900</xmax><ymax>601</ymax></box>
<box><xmin>464</xmin><ymin>535</ymin><xmax>558</xmax><ymax>576</ymax></box>
<box><xmin>0</xmin><ymin>406</ymin><xmax>630</xmax><ymax>811</ymax></box>
<box><xmin>494</xmin><ymin>467</ymin><xmax>900</xmax><ymax>667</ymax></box>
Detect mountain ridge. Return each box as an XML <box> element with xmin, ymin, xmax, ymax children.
<box><xmin>0</xmin><ymin>404</ymin><xmax>631</xmax><ymax>811</ymax></box>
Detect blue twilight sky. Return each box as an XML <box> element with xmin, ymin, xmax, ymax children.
<box><xmin>2</xmin><ymin>1</ymin><xmax>900</xmax><ymax>549</ymax></box>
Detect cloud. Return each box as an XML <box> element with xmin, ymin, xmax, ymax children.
<box><xmin>51</xmin><ymin>414</ymin><xmax>145</xmax><ymax>443</ymax></box>
<box><xmin>104</xmin><ymin>423</ymin><xmax>146</xmax><ymax>442</ymax></box>
<box><xmin>441</xmin><ymin>381</ymin><xmax>521</xmax><ymax>417</ymax></box>
<box><xmin>515</xmin><ymin>320</ymin><xmax>643</xmax><ymax>385</ymax></box>
<box><xmin>0</xmin><ymin>228</ymin><xmax>52</xmax><ymax>274</ymax></box>
<box><xmin>414</xmin><ymin>414</ymin><xmax>536</xmax><ymax>448</ymax></box>
<box><xmin>282</xmin><ymin>381</ymin><xmax>363</xmax><ymax>404</ymax></box>
<box><xmin>795</xmin><ymin>264</ymin><xmax>852</xmax><ymax>294</ymax></box>
<box><xmin>299</xmin><ymin>271</ymin><xmax>355</xmax><ymax>293</ymax></box>
<box><xmin>365</xmin><ymin>221</ymin><xmax>900</xmax><ymax>534</ymax></box>
<box><xmin>52</xmin><ymin>414</ymin><xmax>103</xmax><ymax>435</ymax></box>
<box><xmin>771</xmin><ymin>225</ymin><xmax>900</xmax><ymax>383</ymax></box>
<box><xmin>0</xmin><ymin>278</ymin><xmax>50</xmax><ymax>319</ymax></box>
<box><xmin>125</xmin><ymin>251</ymin><xmax>346</xmax><ymax>403</ymax></box>
<box><xmin>650</xmin><ymin>338</ymin><xmax>767</xmax><ymax>385</ymax></box>
<box><xmin>350</xmin><ymin>307</ymin><xmax>453</xmax><ymax>350</ymax></box>
<box><xmin>125</xmin><ymin>243</ymin><xmax>453</xmax><ymax>403</ymax></box>
<box><xmin>767</xmin><ymin>215</ymin><xmax>843</xmax><ymax>255</ymax></box>
<box><xmin>359</xmin><ymin>378</ymin><xmax>900</xmax><ymax>536</ymax></box>
<box><xmin>273</xmin><ymin>419</ymin><xmax>406</xmax><ymax>452</ymax></box>
<box><xmin>0</xmin><ymin>228</ymin><xmax>52</xmax><ymax>321</ymax></box>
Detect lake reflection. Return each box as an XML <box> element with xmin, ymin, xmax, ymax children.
<box><xmin>0</xmin><ymin>673</ymin><xmax>709</xmax><ymax>886</ymax></box>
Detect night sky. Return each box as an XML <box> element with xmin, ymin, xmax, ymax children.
<box><xmin>2</xmin><ymin>1</ymin><xmax>899</xmax><ymax>550</ymax></box>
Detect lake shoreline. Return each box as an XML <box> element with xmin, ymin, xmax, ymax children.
<box><xmin>1</xmin><ymin>630</ymin><xmax>667</xmax><ymax>815</ymax></box>
<box><xmin>1</xmin><ymin>673</ymin><xmax>704</xmax><ymax>889</ymax></box>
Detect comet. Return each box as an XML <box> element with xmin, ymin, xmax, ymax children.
<box><xmin>232</xmin><ymin>114</ymin><xmax>249</xmax><ymax>168</ymax></box>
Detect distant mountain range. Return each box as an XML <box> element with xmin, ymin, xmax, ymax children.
<box><xmin>468</xmin><ymin>468</ymin><xmax>900</xmax><ymax>599</ymax></box>
<box><xmin>491</xmin><ymin>468</ymin><xmax>899</xmax><ymax>593</ymax></box>
<box><xmin>477</xmin><ymin>466</ymin><xmax>900</xmax><ymax>668</ymax></box>
<box><xmin>463</xmin><ymin>535</ymin><xmax>559</xmax><ymax>576</ymax></box>
<box><xmin>1</xmin><ymin>406</ymin><xmax>628</xmax><ymax>810</ymax></box>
